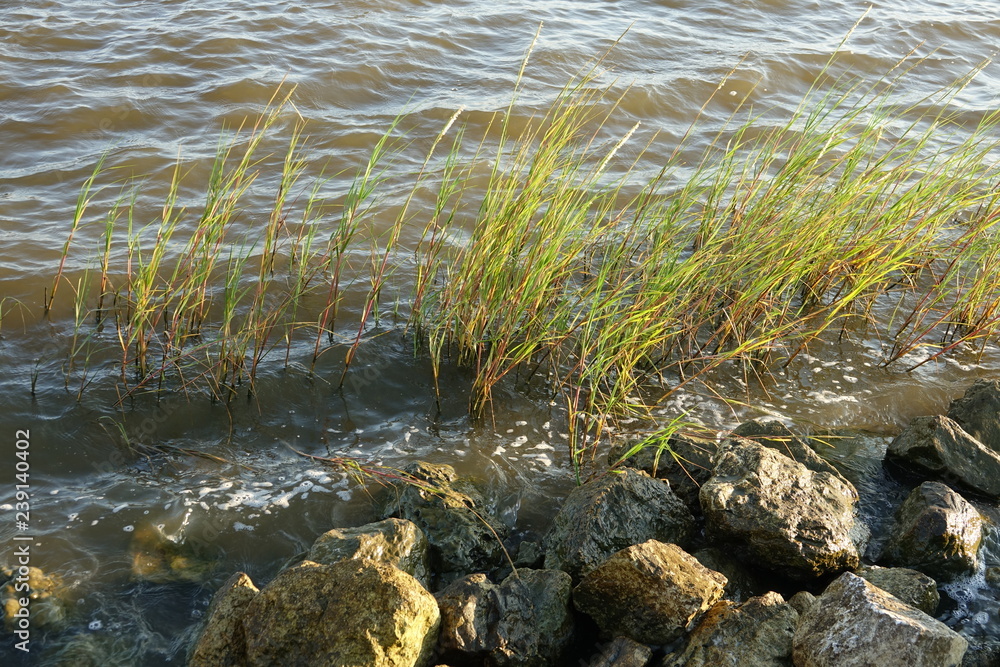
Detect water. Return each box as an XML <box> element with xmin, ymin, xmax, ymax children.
<box><xmin>1</xmin><ymin>1</ymin><xmax>999</xmax><ymax>663</ymax></box>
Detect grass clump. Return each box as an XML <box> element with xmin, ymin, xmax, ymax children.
<box><xmin>48</xmin><ymin>40</ymin><xmax>1000</xmax><ymax>474</ymax></box>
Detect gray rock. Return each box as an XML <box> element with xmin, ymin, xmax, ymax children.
<box><xmin>189</xmin><ymin>571</ymin><xmax>260</xmax><ymax>667</ymax></box>
<box><xmin>434</xmin><ymin>569</ymin><xmax>573</xmax><ymax>667</ymax></box>
<box><xmin>308</xmin><ymin>518</ymin><xmax>430</xmax><ymax>587</ymax></box>
<box><xmin>699</xmin><ymin>442</ymin><xmax>861</xmax><ymax>579</ymax></box>
<box><xmin>242</xmin><ymin>560</ymin><xmax>440</xmax><ymax>667</ymax></box>
<box><xmin>573</xmin><ymin>540</ymin><xmax>726</xmax><ymax>645</ymax></box>
<box><xmin>544</xmin><ymin>469</ymin><xmax>694</xmax><ymax>580</ymax></box>
<box><xmin>856</xmin><ymin>565</ymin><xmax>940</xmax><ymax>615</ymax></box>
<box><xmin>513</xmin><ymin>540</ymin><xmax>544</xmax><ymax>569</ymax></box>
<box><xmin>730</xmin><ymin>418</ymin><xmax>846</xmax><ymax>483</ymax></box>
<box><xmin>947</xmin><ymin>379</ymin><xmax>1000</xmax><ymax>453</ymax></box>
<box><xmin>663</xmin><ymin>591</ymin><xmax>798</xmax><ymax>667</ymax></box>
<box><xmin>880</xmin><ymin>481</ymin><xmax>983</xmax><ymax>580</ymax></box>
<box><xmin>793</xmin><ymin>572</ymin><xmax>967</xmax><ymax>667</ymax></box>
<box><xmin>887</xmin><ymin>415</ymin><xmax>1000</xmax><ymax>498</ymax></box>
<box><xmin>608</xmin><ymin>433</ymin><xmax>719</xmax><ymax>514</ymax></box>
<box><xmin>587</xmin><ymin>636</ymin><xmax>652</xmax><ymax>667</ymax></box>
<box><xmin>381</xmin><ymin>461</ymin><xmax>507</xmax><ymax>580</ymax></box>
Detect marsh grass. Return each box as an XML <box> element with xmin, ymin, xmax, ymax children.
<box><xmin>49</xmin><ymin>44</ymin><xmax>1000</xmax><ymax>475</ymax></box>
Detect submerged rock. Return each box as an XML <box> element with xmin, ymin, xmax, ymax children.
<box><xmin>572</xmin><ymin>540</ymin><xmax>726</xmax><ymax>645</ymax></box>
<box><xmin>189</xmin><ymin>571</ymin><xmax>260</xmax><ymax>667</ymax></box>
<box><xmin>663</xmin><ymin>591</ymin><xmax>798</xmax><ymax>667</ymax></box>
<box><xmin>434</xmin><ymin>568</ymin><xmax>573</xmax><ymax>666</ymax></box>
<box><xmin>856</xmin><ymin>564</ymin><xmax>940</xmax><ymax>615</ymax></box>
<box><xmin>880</xmin><ymin>481</ymin><xmax>983</xmax><ymax>580</ymax></box>
<box><xmin>586</xmin><ymin>636</ymin><xmax>652</xmax><ymax>667</ymax></box>
<box><xmin>887</xmin><ymin>415</ymin><xmax>1000</xmax><ymax>498</ymax></box>
<box><xmin>699</xmin><ymin>442</ymin><xmax>861</xmax><ymax>579</ymax></box>
<box><xmin>242</xmin><ymin>560</ymin><xmax>440</xmax><ymax>667</ymax></box>
<box><xmin>692</xmin><ymin>547</ymin><xmax>766</xmax><ymax>603</ymax></box>
<box><xmin>308</xmin><ymin>518</ymin><xmax>430</xmax><ymax>587</ymax></box>
<box><xmin>380</xmin><ymin>461</ymin><xmax>507</xmax><ymax>581</ymax></box>
<box><xmin>544</xmin><ymin>469</ymin><xmax>694</xmax><ymax>580</ymax></box>
<box><xmin>947</xmin><ymin>379</ymin><xmax>1000</xmax><ymax>453</ymax></box>
<box><xmin>793</xmin><ymin>572</ymin><xmax>967</xmax><ymax>667</ymax></box>
<box><xmin>129</xmin><ymin>524</ymin><xmax>214</xmax><ymax>584</ymax></box>
<box><xmin>2</xmin><ymin>565</ymin><xmax>69</xmax><ymax>632</ymax></box>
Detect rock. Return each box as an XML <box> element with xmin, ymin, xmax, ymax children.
<box><xmin>44</xmin><ymin>634</ymin><xmax>114</xmax><ymax>667</ymax></box>
<box><xmin>189</xmin><ymin>571</ymin><xmax>259</xmax><ymax>666</ymax></box>
<box><xmin>947</xmin><ymin>379</ymin><xmax>1000</xmax><ymax>453</ymax></box>
<box><xmin>856</xmin><ymin>565</ymin><xmax>939</xmax><ymax>615</ymax></box>
<box><xmin>587</xmin><ymin>636</ymin><xmax>653</xmax><ymax>667</ymax></box>
<box><xmin>608</xmin><ymin>433</ymin><xmax>719</xmax><ymax>515</ymax></box>
<box><xmin>887</xmin><ymin>415</ymin><xmax>1000</xmax><ymax>498</ymax></box>
<box><xmin>544</xmin><ymin>469</ymin><xmax>694</xmax><ymax>580</ymax></box>
<box><xmin>381</xmin><ymin>461</ymin><xmax>507</xmax><ymax>581</ymax></box>
<box><xmin>787</xmin><ymin>591</ymin><xmax>816</xmax><ymax>616</ymax></box>
<box><xmin>2</xmin><ymin>565</ymin><xmax>69</xmax><ymax>632</ymax></box>
<box><xmin>663</xmin><ymin>591</ymin><xmax>798</xmax><ymax>667</ymax></box>
<box><xmin>572</xmin><ymin>540</ymin><xmax>726</xmax><ymax>645</ymax></box>
<box><xmin>793</xmin><ymin>572</ymin><xmax>967</xmax><ymax>667</ymax></box>
<box><xmin>242</xmin><ymin>560</ymin><xmax>440</xmax><ymax>667</ymax></box>
<box><xmin>962</xmin><ymin>639</ymin><xmax>1000</xmax><ymax>667</ymax></box>
<box><xmin>513</xmin><ymin>540</ymin><xmax>544</xmax><ymax>569</ymax></box>
<box><xmin>692</xmin><ymin>547</ymin><xmax>766</xmax><ymax>602</ymax></box>
<box><xmin>434</xmin><ymin>569</ymin><xmax>573</xmax><ymax>666</ymax></box>
<box><xmin>308</xmin><ymin>518</ymin><xmax>430</xmax><ymax>587</ymax></box>
<box><xmin>699</xmin><ymin>442</ymin><xmax>861</xmax><ymax>579</ymax></box>
<box><xmin>730</xmin><ymin>418</ymin><xmax>846</xmax><ymax>483</ymax></box>
<box><xmin>880</xmin><ymin>481</ymin><xmax>982</xmax><ymax>580</ymax></box>
<box><xmin>129</xmin><ymin>523</ymin><xmax>214</xmax><ymax>584</ymax></box>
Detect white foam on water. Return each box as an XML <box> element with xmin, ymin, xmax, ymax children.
<box><xmin>123</xmin><ymin>525</ymin><xmax>134</xmax><ymax>532</ymax></box>
<box><xmin>232</xmin><ymin>522</ymin><xmax>254</xmax><ymax>532</ymax></box>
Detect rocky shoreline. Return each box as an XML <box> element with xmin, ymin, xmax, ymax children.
<box><xmin>177</xmin><ymin>380</ymin><xmax>1000</xmax><ymax>666</ymax></box>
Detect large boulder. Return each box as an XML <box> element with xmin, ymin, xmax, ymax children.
<box><xmin>880</xmin><ymin>481</ymin><xmax>983</xmax><ymax>580</ymax></box>
<box><xmin>572</xmin><ymin>540</ymin><xmax>726</xmax><ymax>645</ymax></box>
<box><xmin>544</xmin><ymin>469</ymin><xmax>694</xmax><ymax>580</ymax></box>
<box><xmin>793</xmin><ymin>572</ymin><xmax>967</xmax><ymax>667</ymax></box>
<box><xmin>308</xmin><ymin>518</ymin><xmax>430</xmax><ymax>587</ymax></box>
<box><xmin>699</xmin><ymin>442</ymin><xmax>861</xmax><ymax>579</ymax></box>
<box><xmin>855</xmin><ymin>565</ymin><xmax>939</xmax><ymax>615</ymax></box>
<box><xmin>663</xmin><ymin>591</ymin><xmax>798</xmax><ymax>667</ymax></box>
<box><xmin>380</xmin><ymin>462</ymin><xmax>507</xmax><ymax>581</ymax></box>
<box><xmin>434</xmin><ymin>569</ymin><xmax>573</xmax><ymax>666</ymax></box>
<box><xmin>189</xmin><ymin>571</ymin><xmax>260</xmax><ymax>667</ymax></box>
<box><xmin>947</xmin><ymin>379</ymin><xmax>1000</xmax><ymax>453</ymax></box>
<box><xmin>887</xmin><ymin>415</ymin><xmax>1000</xmax><ymax>498</ymax></box>
<box><xmin>242</xmin><ymin>560</ymin><xmax>440</xmax><ymax>667</ymax></box>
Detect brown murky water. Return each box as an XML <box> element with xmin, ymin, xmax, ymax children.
<box><xmin>1</xmin><ymin>1</ymin><xmax>1000</xmax><ymax>663</ymax></box>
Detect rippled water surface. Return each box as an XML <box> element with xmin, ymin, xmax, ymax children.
<box><xmin>2</xmin><ymin>1</ymin><xmax>1000</xmax><ymax>664</ymax></box>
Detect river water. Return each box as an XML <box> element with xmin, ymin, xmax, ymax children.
<box><xmin>1</xmin><ymin>1</ymin><xmax>1000</xmax><ymax>664</ymax></box>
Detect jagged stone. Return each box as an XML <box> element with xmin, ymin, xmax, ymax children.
<box><xmin>573</xmin><ymin>540</ymin><xmax>726</xmax><ymax>645</ymax></box>
<box><xmin>663</xmin><ymin>591</ymin><xmax>798</xmax><ymax>667</ymax></box>
<box><xmin>380</xmin><ymin>461</ymin><xmax>507</xmax><ymax>580</ymax></box>
<box><xmin>544</xmin><ymin>469</ymin><xmax>694</xmax><ymax>580</ymax></box>
<box><xmin>692</xmin><ymin>547</ymin><xmax>766</xmax><ymax>602</ymax></box>
<box><xmin>189</xmin><ymin>571</ymin><xmax>260</xmax><ymax>667</ymax></box>
<box><xmin>947</xmin><ymin>379</ymin><xmax>1000</xmax><ymax>453</ymax></box>
<box><xmin>308</xmin><ymin>518</ymin><xmax>430</xmax><ymax>587</ymax></box>
<box><xmin>699</xmin><ymin>442</ymin><xmax>861</xmax><ymax>579</ymax></box>
<box><xmin>242</xmin><ymin>560</ymin><xmax>440</xmax><ymax>667</ymax></box>
<box><xmin>787</xmin><ymin>591</ymin><xmax>816</xmax><ymax>616</ymax></box>
<box><xmin>880</xmin><ymin>481</ymin><xmax>982</xmax><ymax>580</ymax></box>
<box><xmin>587</xmin><ymin>636</ymin><xmax>652</xmax><ymax>667</ymax></box>
<box><xmin>730</xmin><ymin>418</ymin><xmax>846</xmax><ymax>483</ymax></box>
<box><xmin>793</xmin><ymin>572</ymin><xmax>967</xmax><ymax>667</ymax></box>
<box><xmin>887</xmin><ymin>415</ymin><xmax>1000</xmax><ymax>498</ymax></box>
<box><xmin>856</xmin><ymin>564</ymin><xmax>940</xmax><ymax>615</ymax></box>
<box><xmin>434</xmin><ymin>569</ymin><xmax>573</xmax><ymax>667</ymax></box>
